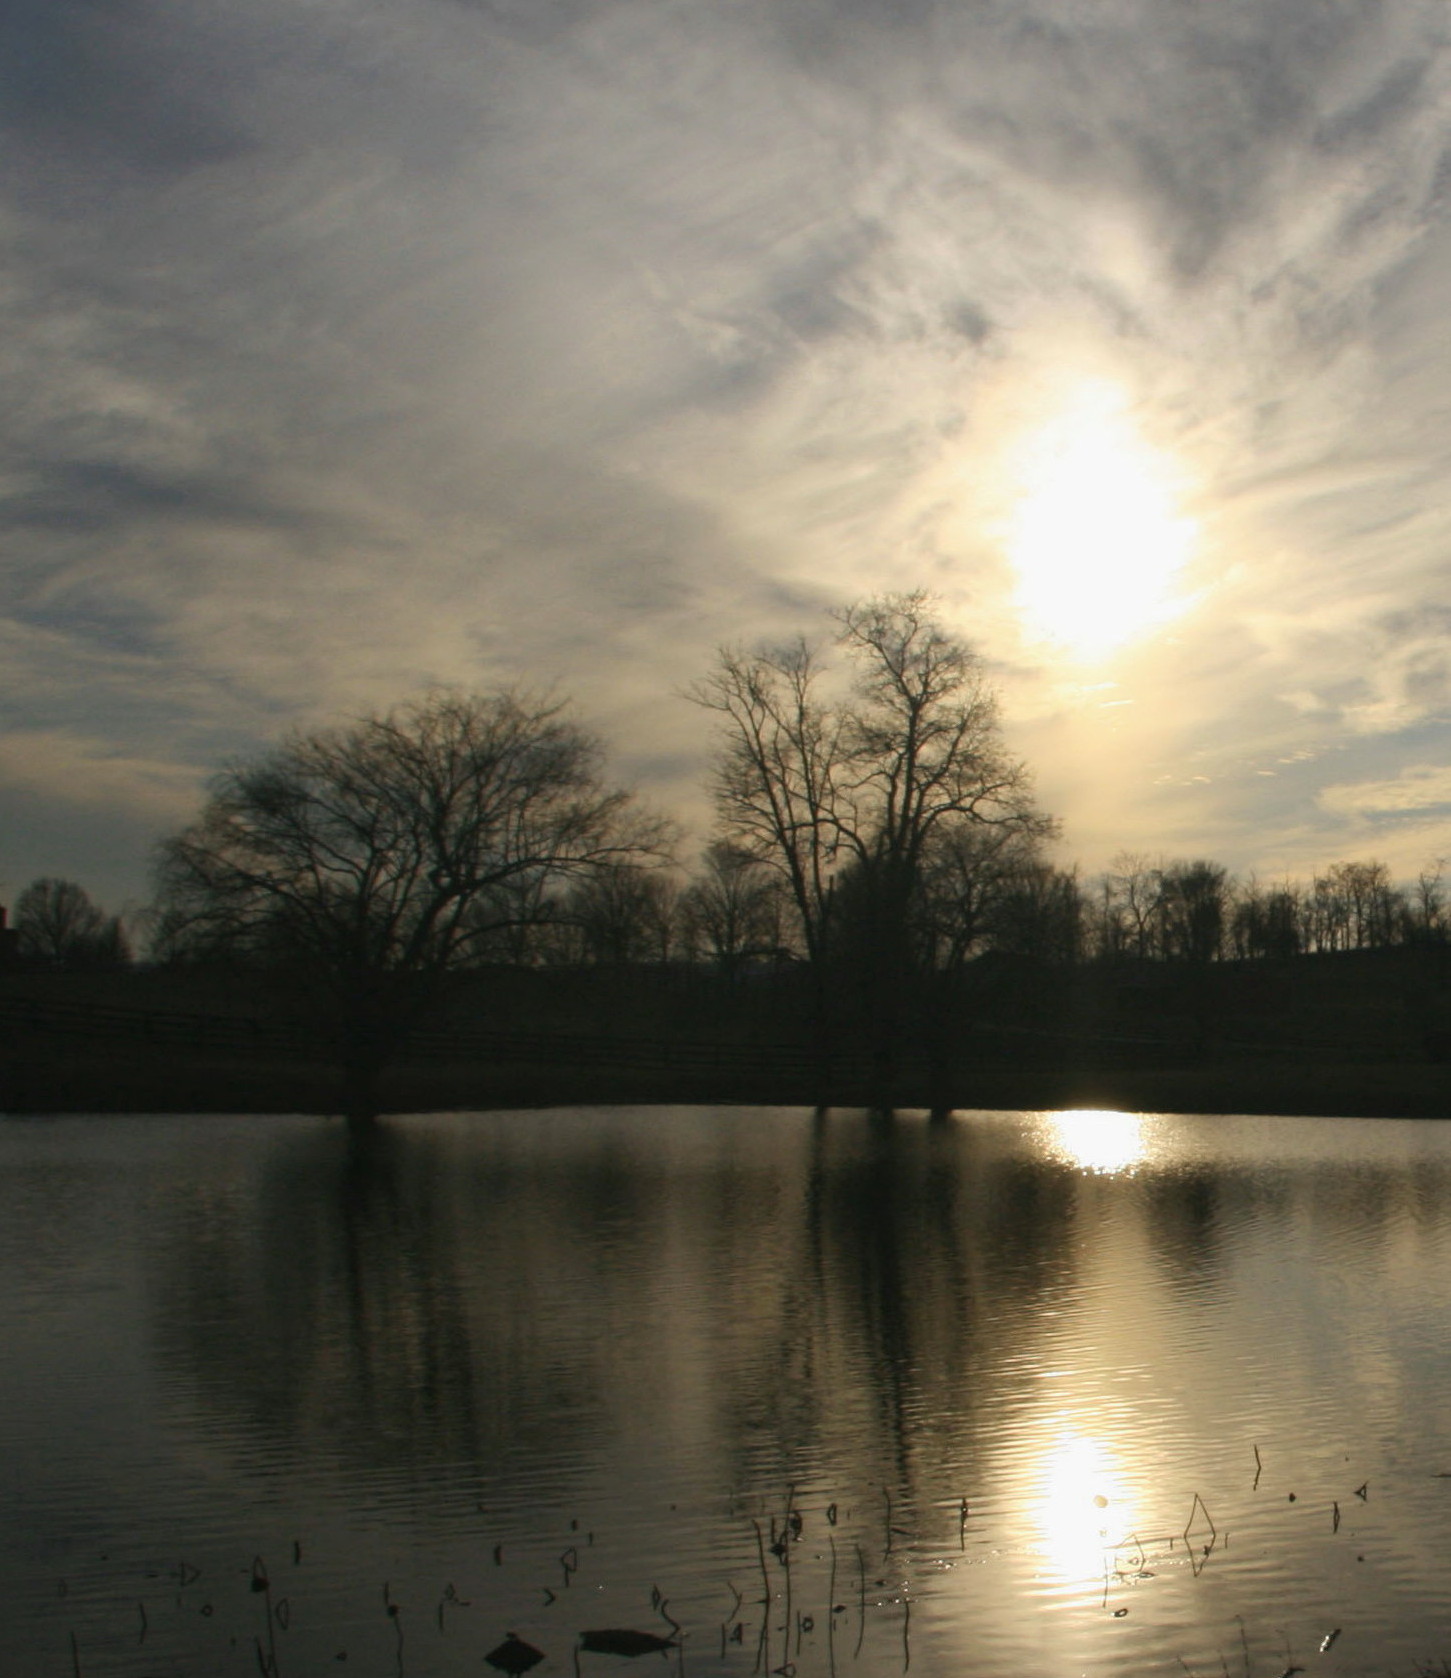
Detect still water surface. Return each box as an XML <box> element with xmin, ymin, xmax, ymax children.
<box><xmin>6</xmin><ymin>1106</ymin><xmax>1451</xmax><ymax>1678</ymax></box>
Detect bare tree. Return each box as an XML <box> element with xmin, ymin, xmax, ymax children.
<box><xmin>1230</xmin><ymin>876</ymin><xmax>1302</xmax><ymax>961</ymax></box>
<box><xmin>1098</xmin><ymin>852</ymin><xmax>1165</xmax><ymax>960</ymax></box>
<box><xmin>1413</xmin><ymin>859</ymin><xmax>1448</xmax><ymax>944</ymax></box>
<box><xmin>680</xmin><ymin>842</ymin><xmax>787</xmax><ymax>976</ymax></box>
<box><xmin>688</xmin><ymin>638</ymin><xmax>844</xmax><ymax>965</ymax></box>
<box><xmin>692</xmin><ymin>592</ymin><xmax>1048</xmax><ymax>1085</ymax></box>
<box><xmin>15</xmin><ymin>877</ymin><xmax>131</xmax><ymax>968</ymax></box>
<box><xmin>568</xmin><ymin>862</ymin><xmax>682</xmax><ymax>966</ymax></box>
<box><xmin>989</xmin><ymin>863</ymin><xmax>1086</xmax><ymax>964</ymax></box>
<box><xmin>913</xmin><ymin>821</ymin><xmax>1057</xmax><ymax>971</ymax></box>
<box><xmin>1157</xmin><ymin>860</ymin><xmax>1230</xmax><ymax>964</ymax></box>
<box><xmin>693</xmin><ymin>595</ymin><xmax>1042</xmax><ymax>948</ymax></box>
<box><xmin>1306</xmin><ymin>859</ymin><xmax>1404</xmax><ymax>951</ymax></box>
<box><xmin>832</xmin><ymin>593</ymin><xmax>1040</xmax><ymax>912</ymax></box>
<box><xmin>154</xmin><ymin>688</ymin><xmax>669</xmax><ymax>1114</ymax></box>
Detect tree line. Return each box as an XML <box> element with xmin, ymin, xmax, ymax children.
<box><xmin>14</xmin><ymin>840</ymin><xmax>1443</xmax><ymax>976</ymax></box>
<box><xmin>6</xmin><ymin>591</ymin><xmax>1445</xmax><ymax>1107</ymax></box>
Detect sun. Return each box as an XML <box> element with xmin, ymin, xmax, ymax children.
<box><xmin>1004</xmin><ymin>381</ymin><xmax>1199</xmax><ymax>661</ymax></box>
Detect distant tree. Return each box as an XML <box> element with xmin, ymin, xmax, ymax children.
<box><xmin>830</xmin><ymin>593</ymin><xmax>1043</xmax><ymax>955</ymax></box>
<box><xmin>154</xmin><ymin>688</ymin><xmax>670</xmax><ymax>1115</ymax></box>
<box><xmin>989</xmin><ymin>863</ymin><xmax>1086</xmax><ymax>964</ymax></box>
<box><xmin>1097</xmin><ymin>852</ymin><xmax>1165</xmax><ymax>961</ymax></box>
<box><xmin>1091</xmin><ymin>856</ymin><xmax>1230</xmax><ymax>964</ymax></box>
<box><xmin>694</xmin><ymin>594</ymin><xmax>1043</xmax><ymax>946</ymax></box>
<box><xmin>1156</xmin><ymin>860</ymin><xmax>1230</xmax><ymax>964</ymax></box>
<box><xmin>1230</xmin><ymin>877</ymin><xmax>1301</xmax><ymax>961</ymax></box>
<box><xmin>15</xmin><ymin>877</ymin><xmax>131</xmax><ymax>968</ymax></box>
<box><xmin>913</xmin><ymin>821</ymin><xmax>1058</xmax><ymax>971</ymax></box>
<box><xmin>1412</xmin><ymin>859</ymin><xmax>1448</xmax><ymax>945</ymax></box>
<box><xmin>680</xmin><ymin>842</ymin><xmax>787</xmax><ymax>976</ymax></box>
<box><xmin>568</xmin><ymin>862</ymin><xmax>681</xmax><ymax>965</ymax></box>
<box><xmin>1307</xmin><ymin>860</ymin><xmax>1404</xmax><ymax>951</ymax></box>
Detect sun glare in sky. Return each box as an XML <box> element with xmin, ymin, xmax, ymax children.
<box><xmin>1005</xmin><ymin>382</ymin><xmax>1199</xmax><ymax>661</ymax></box>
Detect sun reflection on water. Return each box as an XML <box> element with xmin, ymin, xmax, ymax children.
<box><xmin>1041</xmin><ymin>1108</ymin><xmax>1153</xmax><ymax>1175</ymax></box>
<box><xmin>1035</xmin><ymin>1429</ymin><xmax>1131</xmax><ymax>1582</ymax></box>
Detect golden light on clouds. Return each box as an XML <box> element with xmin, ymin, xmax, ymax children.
<box><xmin>1005</xmin><ymin>382</ymin><xmax>1199</xmax><ymax>661</ymax></box>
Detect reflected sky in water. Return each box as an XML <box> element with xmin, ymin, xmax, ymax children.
<box><xmin>5</xmin><ymin>1106</ymin><xmax>1451</xmax><ymax>1677</ymax></box>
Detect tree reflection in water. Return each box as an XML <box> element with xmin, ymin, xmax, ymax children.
<box><xmin>119</xmin><ymin>1107</ymin><xmax>1451</xmax><ymax>1677</ymax></box>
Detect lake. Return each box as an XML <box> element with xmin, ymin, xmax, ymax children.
<box><xmin>5</xmin><ymin>1106</ymin><xmax>1451</xmax><ymax>1678</ymax></box>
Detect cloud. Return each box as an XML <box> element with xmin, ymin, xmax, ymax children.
<box><xmin>6</xmin><ymin>0</ymin><xmax>1451</xmax><ymax>904</ymax></box>
<box><xmin>1</xmin><ymin>0</ymin><xmax>254</xmax><ymax>176</ymax></box>
<box><xmin>1319</xmin><ymin>763</ymin><xmax>1451</xmax><ymax>818</ymax></box>
<box><xmin>0</xmin><ymin>729</ymin><xmax>199</xmax><ymax>823</ymax></box>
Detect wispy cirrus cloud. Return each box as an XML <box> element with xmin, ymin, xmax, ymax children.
<box><xmin>7</xmin><ymin>0</ymin><xmax>1451</xmax><ymax>902</ymax></box>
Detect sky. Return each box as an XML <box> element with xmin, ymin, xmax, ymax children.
<box><xmin>8</xmin><ymin>0</ymin><xmax>1451</xmax><ymax>912</ymax></box>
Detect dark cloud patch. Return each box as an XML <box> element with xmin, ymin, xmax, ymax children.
<box><xmin>9</xmin><ymin>600</ymin><xmax>169</xmax><ymax>665</ymax></box>
<box><xmin>1</xmin><ymin>0</ymin><xmax>253</xmax><ymax>177</ymax></box>
<box><xmin>0</xmin><ymin>460</ymin><xmax>318</xmax><ymax>538</ymax></box>
<box><xmin>1110</xmin><ymin>2</ymin><xmax>1435</xmax><ymax>274</ymax></box>
<box><xmin>441</xmin><ymin>0</ymin><xmax>633</xmax><ymax>47</ymax></box>
<box><xmin>617</xmin><ymin>750</ymin><xmax>702</xmax><ymax>785</ymax></box>
<box><xmin>769</xmin><ymin>0</ymin><xmax>963</xmax><ymax>72</ymax></box>
<box><xmin>945</xmin><ymin>300</ymin><xmax>992</xmax><ymax>344</ymax></box>
<box><xmin>1316</xmin><ymin>57</ymin><xmax>1433</xmax><ymax>152</ymax></box>
<box><xmin>771</xmin><ymin>280</ymin><xmax>860</xmax><ymax>343</ymax></box>
<box><xmin>590</xmin><ymin>551</ymin><xmax>697</xmax><ymax>615</ymax></box>
<box><xmin>768</xmin><ymin>0</ymin><xmax>1435</xmax><ymax>280</ymax></box>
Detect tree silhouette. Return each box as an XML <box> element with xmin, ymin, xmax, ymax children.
<box><xmin>693</xmin><ymin>592</ymin><xmax>1047</xmax><ymax>1088</ymax></box>
<box><xmin>154</xmin><ymin>689</ymin><xmax>669</xmax><ymax>1114</ymax></box>
<box><xmin>15</xmin><ymin>877</ymin><xmax>130</xmax><ymax>968</ymax></box>
<box><xmin>680</xmin><ymin>842</ymin><xmax>787</xmax><ymax>976</ymax></box>
<box><xmin>689</xmin><ymin>635</ymin><xmax>844</xmax><ymax>967</ymax></box>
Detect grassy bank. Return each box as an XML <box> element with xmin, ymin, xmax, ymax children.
<box><xmin>3</xmin><ymin>1031</ymin><xmax>1449</xmax><ymax>1119</ymax></box>
<box><xmin>4</xmin><ymin>950</ymin><xmax>1451</xmax><ymax>1118</ymax></box>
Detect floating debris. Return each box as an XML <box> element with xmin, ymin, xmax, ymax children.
<box><xmin>486</xmin><ymin>1632</ymin><xmax>546</xmax><ymax>1674</ymax></box>
<box><xmin>579</xmin><ymin>1629</ymin><xmax>678</xmax><ymax>1657</ymax></box>
<box><xmin>1319</xmin><ymin>1628</ymin><xmax>1341</xmax><ymax>1653</ymax></box>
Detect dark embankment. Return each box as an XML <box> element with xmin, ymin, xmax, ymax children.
<box><xmin>2</xmin><ymin>947</ymin><xmax>1450</xmax><ymax>1118</ymax></box>
<box><xmin>4</xmin><ymin>1043</ymin><xmax>1450</xmax><ymax>1119</ymax></box>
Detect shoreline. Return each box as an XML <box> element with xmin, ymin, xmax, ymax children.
<box><xmin>2</xmin><ymin>1040</ymin><xmax>1448</xmax><ymax>1119</ymax></box>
